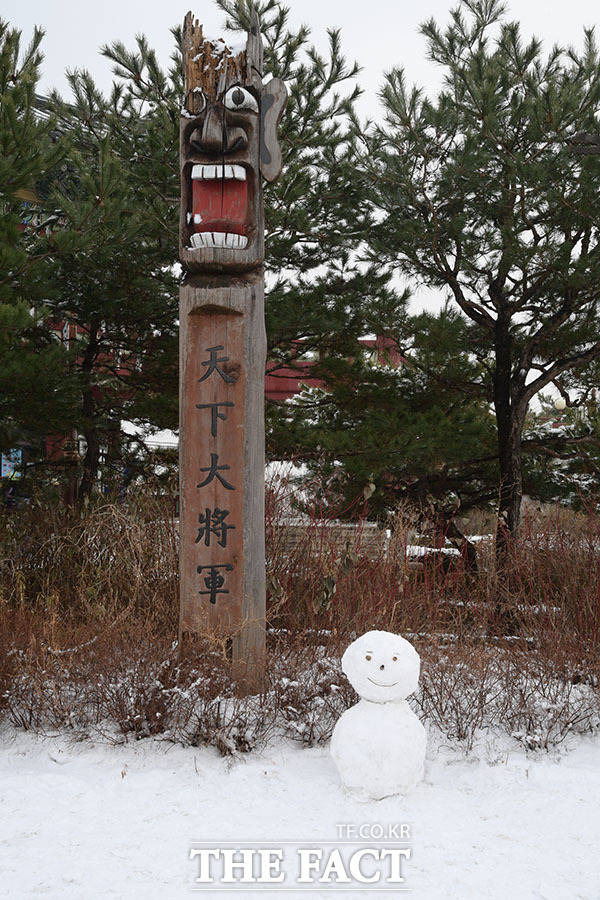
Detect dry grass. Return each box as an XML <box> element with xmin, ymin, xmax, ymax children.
<box><xmin>0</xmin><ymin>487</ymin><xmax>178</xmax><ymax>630</ymax></box>
<box><xmin>1</xmin><ymin>480</ymin><xmax>600</xmax><ymax>752</ymax></box>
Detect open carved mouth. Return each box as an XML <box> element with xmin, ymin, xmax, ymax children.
<box><xmin>187</xmin><ymin>163</ymin><xmax>249</xmax><ymax>250</ymax></box>
<box><xmin>367</xmin><ymin>677</ymin><xmax>399</xmax><ymax>688</ymax></box>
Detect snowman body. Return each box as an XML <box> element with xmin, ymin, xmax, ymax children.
<box><xmin>330</xmin><ymin>630</ymin><xmax>426</xmax><ymax>801</ymax></box>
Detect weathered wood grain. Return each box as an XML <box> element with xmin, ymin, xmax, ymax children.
<box><xmin>182</xmin><ymin>12</ymin><xmax>247</xmax><ymax>112</ymax></box>
<box><xmin>179</xmin><ymin>277</ymin><xmax>266</xmax><ymax>668</ymax></box>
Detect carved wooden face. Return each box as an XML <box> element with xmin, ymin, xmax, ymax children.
<box><xmin>179</xmin><ymin>27</ymin><xmax>286</xmax><ymax>274</ymax></box>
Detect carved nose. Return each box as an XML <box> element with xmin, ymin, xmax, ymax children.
<box><xmin>190</xmin><ymin>106</ymin><xmax>249</xmax><ymax>156</ymax></box>
<box><xmin>198</xmin><ymin>107</ymin><xmax>225</xmax><ymax>154</ymax></box>
<box><xmin>380</xmin><ymin>664</ymin><xmax>385</xmax><ymax>671</ymax></box>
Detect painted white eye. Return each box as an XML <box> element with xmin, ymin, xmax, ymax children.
<box><xmin>224</xmin><ymin>86</ymin><xmax>258</xmax><ymax>113</ymax></box>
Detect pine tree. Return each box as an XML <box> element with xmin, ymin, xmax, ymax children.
<box><xmin>8</xmin><ymin>0</ymin><xmax>389</xmax><ymax>497</ymax></box>
<box><xmin>216</xmin><ymin>0</ymin><xmax>399</xmax><ymax>414</ymax></box>
<box><xmin>76</xmin><ymin>0</ymin><xmax>503</xmax><ymax>530</ymax></box>
<box><xmin>522</xmin><ymin>380</ymin><xmax>600</xmax><ymax>508</ymax></box>
<box><xmin>0</xmin><ymin>21</ymin><xmax>74</xmax><ymax>458</ymax></box>
<box><xmin>273</xmin><ymin>305</ymin><xmax>497</xmax><ymax>540</ymax></box>
<box><xmin>35</xmin><ymin>107</ymin><xmax>179</xmax><ymax>499</ymax></box>
<box><xmin>366</xmin><ymin>0</ymin><xmax>600</xmax><ymax>552</ymax></box>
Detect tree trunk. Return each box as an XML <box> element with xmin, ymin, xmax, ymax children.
<box><xmin>78</xmin><ymin>328</ymin><xmax>100</xmax><ymax>504</ymax></box>
<box><xmin>493</xmin><ymin>313</ymin><xmax>525</xmax><ymax>560</ymax></box>
<box><xmin>445</xmin><ymin>518</ymin><xmax>479</xmax><ymax>575</ymax></box>
<box><xmin>79</xmin><ymin>420</ymin><xmax>100</xmax><ymax>503</ymax></box>
<box><xmin>496</xmin><ymin>415</ymin><xmax>524</xmax><ymax>555</ymax></box>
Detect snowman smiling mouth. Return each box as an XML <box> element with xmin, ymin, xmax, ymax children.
<box><xmin>367</xmin><ymin>677</ymin><xmax>399</xmax><ymax>688</ymax></box>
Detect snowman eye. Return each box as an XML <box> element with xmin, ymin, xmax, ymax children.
<box><xmin>224</xmin><ymin>85</ymin><xmax>258</xmax><ymax>113</ymax></box>
<box><xmin>393</xmin><ymin>656</ymin><xmax>398</xmax><ymax>661</ymax></box>
<box><xmin>365</xmin><ymin>655</ymin><xmax>371</xmax><ymax>661</ymax></box>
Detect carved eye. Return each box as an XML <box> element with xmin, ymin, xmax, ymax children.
<box><xmin>365</xmin><ymin>655</ymin><xmax>371</xmax><ymax>661</ymax></box>
<box><xmin>224</xmin><ymin>85</ymin><xmax>258</xmax><ymax>113</ymax></box>
<box><xmin>191</xmin><ymin>88</ymin><xmax>206</xmax><ymax>111</ymax></box>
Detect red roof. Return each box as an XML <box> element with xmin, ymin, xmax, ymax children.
<box><xmin>265</xmin><ymin>337</ymin><xmax>404</xmax><ymax>402</ymax></box>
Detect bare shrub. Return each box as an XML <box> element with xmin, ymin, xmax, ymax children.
<box><xmin>0</xmin><ymin>486</ymin><xmax>178</xmax><ymax>630</ymax></box>
<box><xmin>2</xmin><ymin>480</ymin><xmax>600</xmax><ymax>752</ymax></box>
<box><xmin>270</xmin><ymin>652</ymin><xmax>355</xmax><ymax>746</ymax></box>
<box><xmin>499</xmin><ymin>650</ymin><xmax>600</xmax><ymax>750</ymax></box>
<box><xmin>417</xmin><ymin>644</ymin><xmax>506</xmax><ymax>749</ymax></box>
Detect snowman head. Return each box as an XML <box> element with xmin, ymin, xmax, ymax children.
<box><xmin>341</xmin><ymin>630</ymin><xmax>420</xmax><ymax>703</ymax></box>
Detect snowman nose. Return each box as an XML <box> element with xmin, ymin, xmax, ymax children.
<box><xmin>379</xmin><ymin>664</ymin><xmax>385</xmax><ymax>670</ymax></box>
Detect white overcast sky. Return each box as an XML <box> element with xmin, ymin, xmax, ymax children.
<box><xmin>4</xmin><ymin>0</ymin><xmax>599</xmax><ymax>317</ymax></box>
<box><xmin>4</xmin><ymin>0</ymin><xmax>599</xmax><ymax>118</ymax></box>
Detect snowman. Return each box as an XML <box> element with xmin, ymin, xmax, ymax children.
<box><xmin>330</xmin><ymin>630</ymin><xmax>426</xmax><ymax>801</ymax></box>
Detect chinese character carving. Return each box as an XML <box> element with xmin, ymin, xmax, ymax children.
<box><xmin>198</xmin><ymin>346</ymin><xmax>236</xmax><ymax>384</ymax></box>
<box><xmin>195</xmin><ymin>507</ymin><xmax>235</xmax><ymax>548</ymax></box>
<box><xmin>197</xmin><ymin>563</ymin><xmax>234</xmax><ymax>604</ymax></box>
<box><xmin>195</xmin><ymin>401</ymin><xmax>234</xmax><ymax>437</ymax></box>
<box><xmin>196</xmin><ymin>452</ymin><xmax>236</xmax><ymax>491</ymax></box>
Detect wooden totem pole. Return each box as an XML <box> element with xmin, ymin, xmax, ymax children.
<box><xmin>178</xmin><ymin>11</ymin><xmax>286</xmax><ymax>674</ymax></box>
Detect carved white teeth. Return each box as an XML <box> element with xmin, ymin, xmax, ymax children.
<box><xmin>191</xmin><ymin>164</ymin><xmax>246</xmax><ymax>180</ymax></box>
<box><xmin>189</xmin><ymin>232</ymin><xmax>248</xmax><ymax>250</ymax></box>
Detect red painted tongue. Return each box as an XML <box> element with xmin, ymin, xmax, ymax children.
<box><xmin>192</xmin><ymin>178</ymin><xmax>248</xmax><ymax>235</ymax></box>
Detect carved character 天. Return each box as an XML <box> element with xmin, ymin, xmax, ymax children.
<box><xmin>198</xmin><ymin>345</ymin><xmax>236</xmax><ymax>384</ymax></box>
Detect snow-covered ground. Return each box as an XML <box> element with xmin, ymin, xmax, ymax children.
<box><xmin>1</xmin><ymin>727</ymin><xmax>599</xmax><ymax>898</ymax></box>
